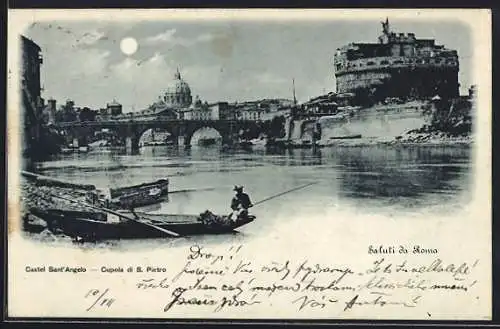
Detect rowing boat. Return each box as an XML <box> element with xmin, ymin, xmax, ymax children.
<box><xmin>85</xmin><ymin>179</ymin><xmax>169</xmax><ymax>209</ymax></box>
<box><xmin>29</xmin><ymin>207</ymin><xmax>254</xmax><ymax>241</ymax></box>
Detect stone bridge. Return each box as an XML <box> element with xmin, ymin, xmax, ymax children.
<box><xmin>55</xmin><ymin>119</ymin><xmax>261</xmax><ymax>149</ymax></box>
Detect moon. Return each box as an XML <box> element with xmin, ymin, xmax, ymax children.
<box><xmin>120</xmin><ymin>37</ymin><xmax>138</xmax><ymax>56</ymax></box>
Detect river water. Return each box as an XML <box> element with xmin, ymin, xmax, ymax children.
<box><xmin>29</xmin><ymin>144</ymin><xmax>473</xmax><ymax>249</ymax></box>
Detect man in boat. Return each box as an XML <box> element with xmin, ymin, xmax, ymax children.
<box><xmin>229</xmin><ymin>185</ymin><xmax>253</xmax><ymax>221</ymax></box>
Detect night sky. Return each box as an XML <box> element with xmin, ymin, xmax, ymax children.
<box><xmin>23</xmin><ymin>12</ymin><xmax>474</xmax><ymax>112</ymax></box>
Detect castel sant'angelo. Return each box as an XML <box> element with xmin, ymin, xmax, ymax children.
<box><xmin>334</xmin><ymin>19</ymin><xmax>460</xmax><ymax>100</ymax></box>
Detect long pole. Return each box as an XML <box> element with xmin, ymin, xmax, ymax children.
<box><xmin>21</xmin><ymin>170</ymin><xmax>96</xmax><ymax>190</ymax></box>
<box><xmin>293</xmin><ymin>78</ymin><xmax>297</xmax><ymax>105</ymax></box>
<box><xmin>23</xmin><ymin>170</ymin><xmax>216</xmax><ymax>195</ymax></box>
<box><xmin>48</xmin><ymin>193</ymin><xmax>180</xmax><ymax>237</ymax></box>
<box><xmin>252</xmin><ymin>182</ymin><xmax>317</xmax><ymax>207</ymax></box>
<box><xmin>169</xmin><ymin>187</ymin><xmax>217</xmax><ymax>194</ymax></box>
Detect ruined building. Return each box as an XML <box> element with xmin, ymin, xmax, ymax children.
<box><xmin>21</xmin><ymin>35</ymin><xmax>62</xmax><ymax>161</ymax></box>
<box><xmin>21</xmin><ymin>35</ymin><xmax>44</xmax><ymax>159</ymax></box>
<box><xmin>334</xmin><ymin>19</ymin><xmax>460</xmax><ymax>101</ymax></box>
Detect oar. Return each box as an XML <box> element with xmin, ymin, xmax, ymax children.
<box><xmin>169</xmin><ymin>187</ymin><xmax>217</xmax><ymax>194</ymax></box>
<box><xmin>252</xmin><ymin>182</ymin><xmax>318</xmax><ymax>207</ymax></box>
<box><xmin>48</xmin><ymin>193</ymin><xmax>181</xmax><ymax>237</ymax></box>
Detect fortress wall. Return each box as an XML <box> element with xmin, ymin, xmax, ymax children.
<box><xmin>289</xmin><ymin>119</ymin><xmax>304</xmax><ymax>140</ymax></box>
<box><xmin>319</xmin><ymin>104</ymin><xmax>430</xmax><ymax>139</ymax></box>
<box><xmin>336</xmin><ymin>71</ymin><xmax>391</xmax><ymax>93</ymax></box>
<box><xmin>336</xmin><ymin>66</ymin><xmax>459</xmax><ymax>98</ymax></box>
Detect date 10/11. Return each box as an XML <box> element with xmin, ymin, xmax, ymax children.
<box><xmin>85</xmin><ymin>288</ymin><xmax>116</xmax><ymax>311</ymax></box>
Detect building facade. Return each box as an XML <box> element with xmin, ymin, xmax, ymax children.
<box><xmin>301</xmin><ymin>93</ymin><xmax>339</xmax><ymax>117</ymax></box>
<box><xmin>209</xmin><ymin>102</ymin><xmax>234</xmax><ymax>120</ymax></box>
<box><xmin>230</xmin><ymin>99</ymin><xmax>294</xmax><ymax>121</ymax></box>
<box><xmin>21</xmin><ymin>35</ymin><xmax>44</xmax><ymax>159</ymax></box>
<box><xmin>184</xmin><ymin>96</ymin><xmax>217</xmax><ymax>120</ymax></box>
<box><xmin>21</xmin><ymin>36</ymin><xmax>44</xmax><ymax>111</ymax></box>
<box><xmin>236</xmin><ymin>106</ymin><xmax>265</xmax><ymax>121</ymax></box>
<box><xmin>106</xmin><ymin>100</ymin><xmax>123</xmax><ymax>115</ymax></box>
<box><xmin>43</xmin><ymin>98</ymin><xmax>57</xmax><ymax>124</ymax></box>
<box><xmin>21</xmin><ymin>36</ymin><xmax>64</xmax><ymax>160</ymax></box>
<box><xmin>334</xmin><ymin>19</ymin><xmax>460</xmax><ymax>100</ymax></box>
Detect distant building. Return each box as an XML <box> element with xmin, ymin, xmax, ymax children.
<box><xmin>21</xmin><ymin>35</ymin><xmax>44</xmax><ymax>158</ymax></box>
<box><xmin>231</xmin><ymin>99</ymin><xmax>294</xmax><ymax>121</ymax></box>
<box><xmin>106</xmin><ymin>99</ymin><xmax>122</xmax><ymax>115</ymax></box>
<box><xmin>56</xmin><ymin>99</ymin><xmax>78</xmax><ymax>122</ymax></box>
<box><xmin>469</xmin><ymin>85</ymin><xmax>477</xmax><ymax>100</ymax></box>
<box><xmin>184</xmin><ymin>96</ymin><xmax>215</xmax><ymax>120</ymax></box>
<box><xmin>236</xmin><ymin>105</ymin><xmax>265</xmax><ymax>121</ymax></box>
<box><xmin>134</xmin><ymin>103</ymin><xmax>178</xmax><ymax>120</ymax></box>
<box><xmin>163</xmin><ymin>69</ymin><xmax>193</xmax><ymax>108</ymax></box>
<box><xmin>65</xmin><ymin>99</ymin><xmax>75</xmax><ymax>110</ymax></box>
<box><xmin>126</xmin><ymin>69</ymin><xmax>291</xmax><ymax>122</ymax></box>
<box><xmin>43</xmin><ymin>98</ymin><xmax>56</xmax><ymax>124</ymax></box>
<box><xmin>208</xmin><ymin>102</ymin><xmax>234</xmax><ymax>120</ymax></box>
<box><xmin>125</xmin><ymin>68</ymin><xmax>197</xmax><ymax>120</ymax></box>
<box><xmin>21</xmin><ymin>36</ymin><xmax>44</xmax><ymax>113</ymax></box>
<box><xmin>334</xmin><ymin>18</ymin><xmax>460</xmax><ymax>100</ymax></box>
<box><xmin>256</xmin><ymin>99</ymin><xmax>295</xmax><ymax>112</ymax></box>
<box><xmin>301</xmin><ymin>93</ymin><xmax>339</xmax><ymax>116</ymax></box>
<box><xmin>177</xmin><ymin>108</ymin><xmax>192</xmax><ymax>120</ymax></box>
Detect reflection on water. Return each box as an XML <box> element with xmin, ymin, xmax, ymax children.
<box><xmin>28</xmin><ymin>144</ymin><xmax>473</xmax><ymax>248</ymax></box>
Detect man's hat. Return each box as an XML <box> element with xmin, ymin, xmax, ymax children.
<box><xmin>233</xmin><ymin>185</ymin><xmax>244</xmax><ymax>191</ymax></box>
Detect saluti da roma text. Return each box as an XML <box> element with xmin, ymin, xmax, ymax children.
<box><xmin>368</xmin><ymin>245</ymin><xmax>439</xmax><ymax>254</ymax></box>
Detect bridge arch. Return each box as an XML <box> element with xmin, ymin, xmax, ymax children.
<box><xmin>188</xmin><ymin>126</ymin><xmax>223</xmax><ymax>146</ymax></box>
<box><xmin>88</xmin><ymin>127</ymin><xmax>125</xmax><ymax>147</ymax></box>
<box><xmin>137</xmin><ymin>127</ymin><xmax>176</xmax><ymax>147</ymax></box>
<box><xmin>57</xmin><ymin>125</ymin><xmax>124</xmax><ymax>148</ymax></box>
<box><xmin>55</xmin><ymin>119</ymin><xmax>263</xmax><ymax>150</ymax></box>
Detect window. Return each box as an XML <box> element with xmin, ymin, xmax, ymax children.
<box><xmin>380</xmin><ymin>60</ymin><xmax>389</xmax><ymax>65</ymax></box>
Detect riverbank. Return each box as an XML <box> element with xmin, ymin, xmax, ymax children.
<box><xmin>391</xmin><ymin>131</ymin><xmax>472</xmax><ymax>146</ymax></box>
<box><xmin>315</xmin><ymin>131</ymin><xmax>473</xmax><ymax>148</ymax></box>
<box><xmin>21</xmin><ymin>179</ymin><xmax>91</xmax><ymax>234</ymax></box>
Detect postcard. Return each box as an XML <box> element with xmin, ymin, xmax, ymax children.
<box><xmin>6</xmin><ymin>9</ymin><xmax>492</xmax><ymax>320</ymax></box>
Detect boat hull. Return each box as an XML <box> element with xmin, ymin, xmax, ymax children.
<box><xmin>109</xmin><ymin>179</ymin><xmax>169</xmax><ymax>199</ymax></box>
<box><xmin>29</xmin><ymin>208</ymin><xmax>254</xmax><ymax>240</ymax></box>
<box><xmin>87</xmin><ymin>179</ymin><xmax>169</xmax><ymax>210</ymax></box>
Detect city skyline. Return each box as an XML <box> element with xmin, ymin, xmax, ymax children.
<box><xmin>24</xmin><ymin>18</ymin><xmax>473</xmax><ymax>112</ymax></box>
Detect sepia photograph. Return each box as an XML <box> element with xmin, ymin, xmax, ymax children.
<box><xmin>7</xmin><ymin>9</ymin><xmax>492</xmax><ymax>321</ymax></box>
